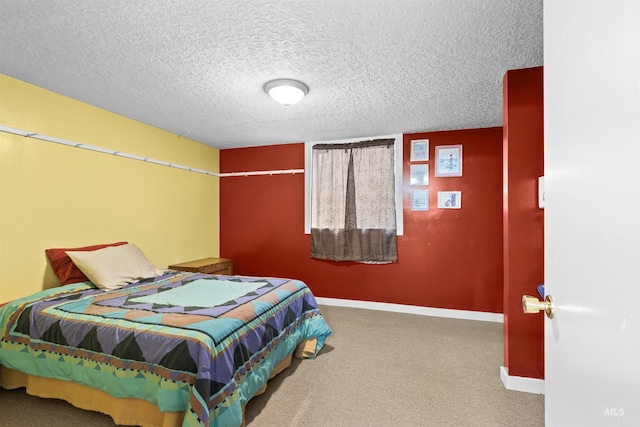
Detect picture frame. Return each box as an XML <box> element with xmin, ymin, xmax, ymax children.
<box><xmin>411</xmin><ymin>189</ymin><xmax>429</xmax><ymax>211</ymax></box>
<box><xmin>437</xmin><ymin>191</ymin><xmax>461</xmax><ymax>209</ymax></box>
<box><xmin>410</xmin><ymin>139</ymin><xmax>429</xmax><ymax>162</ymax></box>
<box><xmin>410</xmin><ymin>164</ymin><xmax>429</xmax><ymax>186</ymax></box>
<box><xmin>435</xmin><ymin>144</ymin><xmax>462</xmax><ymax>177</ymax></box>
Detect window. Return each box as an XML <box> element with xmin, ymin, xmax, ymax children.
<box><xmin>304</xmin><ymin>135</ymin><xmax>403</xmax><ymax>262</ymax></box>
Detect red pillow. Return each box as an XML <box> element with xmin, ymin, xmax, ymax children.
<box><xmin>46</xmin><ymin>242</ymin><xmax>128</xmax><ymax>285</ymax></box>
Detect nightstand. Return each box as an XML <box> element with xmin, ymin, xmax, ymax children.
<box><xmin>168</xmin><ymin>257</ymin><xmax>233</xmax><ymax>275</ymax></box>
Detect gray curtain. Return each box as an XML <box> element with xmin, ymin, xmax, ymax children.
<box><xmin>310</xmin><ymin>139</ymin><xmax>397</xmax><ymax>262</ymax></box>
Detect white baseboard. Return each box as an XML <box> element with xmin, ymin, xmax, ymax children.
<box><xmin>500</xmin><ymin>366</ymin><xmax>545</xmax><ymax>394</ymax></box>
<box><xmin>315</xmin><ymin>297</ymin><xmax>503</xmax><ymax>323</ymax></box>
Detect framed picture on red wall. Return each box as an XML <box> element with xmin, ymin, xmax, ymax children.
<box><xmin>435</xmin><ymin>144</ymin><xmax>462</xmax><ymax>177</ymax></box>
<box><xmin>437</xmin><ymin>191</ymin><xmax>461</xmax><ymax>209</ymax></box>
<box><xmin>410</xmin><ymin>164</ymin><xmax>429</xmax><ymax>186</ymax></box>
<box><xmin>411</xmin><ymin>189</ymin><xmax>429</xmax><ymax>211</ymax></box>
<box><xmin>410</xmin><ymin>139</ymin><xmax>429</xmax><ymax>162</ymax></box>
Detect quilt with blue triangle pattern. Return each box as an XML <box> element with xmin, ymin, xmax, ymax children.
<box><xmin>0</xmin><ymin>270</ymin><xmax>332</xmax><ymax>426</ymax></box>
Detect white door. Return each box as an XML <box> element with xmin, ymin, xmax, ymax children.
<box><xmin>544</xmin><ymin>1</ymin><xmax>640</xmax><ymax>426</ymax></box>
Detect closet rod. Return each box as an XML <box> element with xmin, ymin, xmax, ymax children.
<box><xmin>1</xmin><ymin>125</ymin><xmax>305</xmax><ymax>178</ymax></box>
<box><xmin>0</xmin><ymin>125</ymin><xmax>222</xmax><ymax>176</ymax></box>
<box><xmin>219</xmin><ymin>169</ymin><xmax>305</xmax><ymax>177</ymax></box>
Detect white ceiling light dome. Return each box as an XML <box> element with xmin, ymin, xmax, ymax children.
<box><xmin>264</xmin><ymin>79</ymin><xmax>309</xmax><ymax>105</ymax></box>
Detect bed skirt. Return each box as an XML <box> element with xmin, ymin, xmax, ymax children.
<box><xmin>0</xmin><ymin>338</ymin><xmax>317</xmax><ymax>427</ymax></box>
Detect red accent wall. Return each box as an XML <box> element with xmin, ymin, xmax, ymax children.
<box><xmin>502</xmin><ymin>66</ymin><xmax>544</xmax><ymax>379</ymax></box>
<box><xmin>220</xmin><ymin>127</ymin><xmax>504</xmax><ymax>313</ymax></box>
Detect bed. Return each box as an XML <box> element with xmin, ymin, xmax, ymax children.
<box><xmin>0</xmin><ymin>244</ymin><xmax>331</xmax><ymax>427</ymax></box>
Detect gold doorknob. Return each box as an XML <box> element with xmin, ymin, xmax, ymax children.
<box><xmin>522</xmin><ymin>295</ymin><xmax>555</xmax><ymax>319</ymax></box>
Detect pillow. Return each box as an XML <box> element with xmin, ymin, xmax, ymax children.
<box><xmin>65</xmin><ymin>243</ymin><xmax>163</xmax><ymax>290</ymax></box>
<box><xmin>46</xmin><ymin>242</ymin><xmax>128</xmax><ymax>284</ymax></box>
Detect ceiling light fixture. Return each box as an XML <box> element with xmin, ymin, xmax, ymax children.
<box><xmin>264</xmin><ymin>78</ymin><xmax>309</xmax><ymax>106</ymax></box>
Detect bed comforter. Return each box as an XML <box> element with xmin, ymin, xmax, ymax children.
<box><xmin>0</xmin><ymin>271</ymin><xmax>331</xmax><ymax>426</ymax></box>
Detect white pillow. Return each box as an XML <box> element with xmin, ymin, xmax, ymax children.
<box><xmin>66</xmin><ymin>243</ymin><xmax>163</xmax><ymax>290</ymax></box>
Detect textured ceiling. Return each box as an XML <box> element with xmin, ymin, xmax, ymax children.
<box><xmin>0</xmin><ymin>0</ymin><xmax>543</xmax><ymax>149</ymax></box>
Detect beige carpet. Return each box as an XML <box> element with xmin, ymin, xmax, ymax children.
<box><xmin>0</xmin><ymin>304</ymin><xmax>544</xmax><ymax>426</ymax></box>
<box><xmin>245</xmin><ymin>305</ymin><xmax>544</xmax><ymax>426</ymax></box>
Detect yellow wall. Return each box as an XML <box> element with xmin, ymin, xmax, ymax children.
<box><xmin>0</xmin><ymin>74</ymin><xmax>220</xmax><ymax>302</ymax></box>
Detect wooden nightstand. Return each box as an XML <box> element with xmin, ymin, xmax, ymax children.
<box><xmin>168</xmin><ymin>257</ymin><xmax>233</xmax><ymax>275</ymax></box>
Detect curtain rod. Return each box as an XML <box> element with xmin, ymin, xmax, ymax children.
<box><xmin>0</xmin><ymin>125</ymin><xmax>305</xmax><ymax>178</ymax></box>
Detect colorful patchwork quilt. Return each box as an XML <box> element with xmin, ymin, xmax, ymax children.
<box><xmin>0</xmin><ymin>271</ymin><xmax>332</xmax><ymax>426</ymax></box>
